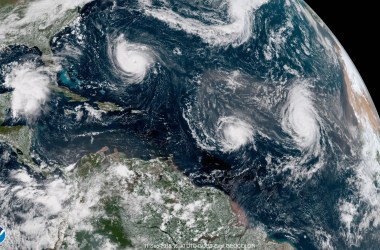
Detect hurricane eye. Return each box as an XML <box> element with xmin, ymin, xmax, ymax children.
<box><xmin>110</xmin><ymin>35</ymin><xmax>155</xmax><ymax>84</ymax></box>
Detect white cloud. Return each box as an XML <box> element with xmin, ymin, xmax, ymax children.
<box><xmin>144</xmin><ymin>0</ymin><xmax>269</xmax><ymax>47</ymax></box>
<box><xmin>4</xmin><ymin>63</ymin><xmax>51</xmax><ymax>122</ymax></box>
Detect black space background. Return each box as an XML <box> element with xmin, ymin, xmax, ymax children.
<box><xmin>304</xmin><ymin>1</ymin><xmax>378</xmax><ymax>111</ymax></box>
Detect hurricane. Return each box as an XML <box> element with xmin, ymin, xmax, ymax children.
<box><xmin>0</xmin><ymin>0</ymin><xmax>379</xmax><ymax>249</ymax></box>
<box><xmin>217</xmin><ymin>116</ymin><xmax>254</xmax><ymax>152</ymax></box>
<box><xmin>109</xmin><ymin>35</ymin><xmax>155</xmax><ymax>84</ymax></box>
<box><xmin>281</xmin><ymin>83</ymin><xmax>321</xmax><ymax>154</ymax></box>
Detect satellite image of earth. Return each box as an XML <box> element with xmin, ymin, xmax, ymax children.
<box><xmin>0</xmin><ymin>0</ymin><xmax>379</xmax><ymax>249</ymax></box>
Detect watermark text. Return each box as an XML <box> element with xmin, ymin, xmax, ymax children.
<box><xmin>144</xmin><ymin>243</ymin><xmax>257</xmax><ymax>249</ymax></box>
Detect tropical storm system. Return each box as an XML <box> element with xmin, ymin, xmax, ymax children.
<box><xmin>0</xmin><ymin>0</ymin><xmax>379</xmax><ymax>249</ymax></box>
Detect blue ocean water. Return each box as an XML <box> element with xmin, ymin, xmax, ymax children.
<box><xmin>0</xmin><ymin>0</ymin><xmax>378</xmax><ymax>249</ymax></box>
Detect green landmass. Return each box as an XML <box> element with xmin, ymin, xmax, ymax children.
<box><xmin>52</xmin><ymin>85</ymin><xmax>89</xmax><ymax>103</ymax></box>
<box><xmin>95</xmin><ymin>101</ymin><xmax>124</xmax><ymax>112</ymax></box>
<box><xmin>0</xmin><ymin>92</ymin><xmax>11</xmax><ymax>124</ymax></box>
<box><xmin>59</xmin><ymin>148</ymin><xmax>293</xmax><ymax>249</ymax></box>
<box><xmin>0</xmin><ymin>93</ymin><xmax>34</xmax><ymax>166</ymax></box>
<box><xmin>0</xmin><ymin>125</ymin><xmax>33</xmax><ymax>165</ymax></box>
<box><xmin>1</xmin><ymin>2</ymin><xmax>293</xmax><ymax>249</ymax></box>
<box><xmin>96</xmin><ymin>198</ymin><xmax>133</xmax><ymax>247</ymax></box>
<box><xmin>0</xmin><ymin>0</ymin><xmax>20</xmax><ymax>8</ymax></box>
<box><xmin>0</xmin><ymin>0</ymin><xmax>82</xmax><ymax>55</ymax></box>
